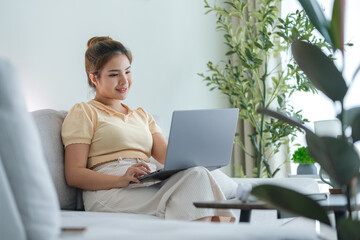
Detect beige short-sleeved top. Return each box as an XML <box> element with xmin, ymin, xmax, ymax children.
<box><xmin>61</xmin><ymin>100</ymin><xmax>162</xmax><ymax>169</ymax></box>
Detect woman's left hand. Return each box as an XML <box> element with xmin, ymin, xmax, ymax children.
<box><xmin>120</xmin><ymin>162</ymin><xmax>151</xmax><ymax>186</ymax></box>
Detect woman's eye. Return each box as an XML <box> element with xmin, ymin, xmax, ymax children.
<box><xmin>126</xmin><ymin>71</ymin><xmax>131</xmax><ymax>74</ymax></box>
<box><xmin>109</xmin><ymin>74</ymin><xmax>118</xmax><ymax>77</ymax></box>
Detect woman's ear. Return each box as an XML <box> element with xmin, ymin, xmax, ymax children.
<box><xmin>89</xmin><ymin>74</ymin><xmax>97</xmax><ymax>86</ymax></box>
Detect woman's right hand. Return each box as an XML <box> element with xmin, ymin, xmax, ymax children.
<box><xmin>121</xmin><ymin>162</ymin><xmax>151</xmax><ymax>187</ymax></box>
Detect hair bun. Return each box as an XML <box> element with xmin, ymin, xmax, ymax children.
<box><xmin>87</xmin><ymin>36</ymin><xmax>113</xmax><ymax>48</ymax></box>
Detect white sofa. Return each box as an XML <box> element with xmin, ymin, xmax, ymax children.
<box><xmin>32</xmin><ymin>109</ymin><xmax>334</xmax><ymax>239</ymax></box>
<box><xmin>0</xmin><ymin>58</ymin><xmax>335</xmax><ymax>240</ymax></box>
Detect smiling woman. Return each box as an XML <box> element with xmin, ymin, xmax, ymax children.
<box><xmin>61</xmin><ymin>36</ymin><xmax>235</xmax><ymax>223</ymax></box>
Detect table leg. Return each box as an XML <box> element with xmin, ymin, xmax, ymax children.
<box><xmin>333</xmin><ymin>210</ymin><xmax>346</xmax><ymax>240</ymax></box>
<box><xmin>239</xmin><ymin>210</ymin><xmax>251</xmax><ymax>222</ymax></box>
<box><xmin>334</xmin><ymin>210</ymin><xmax>345</xmax><ymax>225</ymax></box>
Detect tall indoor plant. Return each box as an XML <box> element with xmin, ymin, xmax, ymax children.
<box><xmin>200</xmin><ymin>0</ymin><xmax>331</xmax><ymax>177</ymax></box>
<box><xmin>251</xmin><ymin>0</ymin><xmax>360</xmax><ymax>238</ymax></box>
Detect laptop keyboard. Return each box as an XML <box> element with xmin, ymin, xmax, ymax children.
<box><xmin>146</xmin><ymin>169</ymin><xmax>162</xmax><ymax>176</ymax></box>
<box><xmin>138</xmin><ymin>168</ymin><xmax>163</xmax><ymax>180</ymax></box>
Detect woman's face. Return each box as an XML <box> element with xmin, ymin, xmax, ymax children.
<box><xmin>94</xmin><ymin>54</ymin><xmax>133</xmax><ymax>101</ymax></box>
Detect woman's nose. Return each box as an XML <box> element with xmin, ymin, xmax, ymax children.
<box><xmin>118</xmin><ymin>72</ymin><xmax>127</xmax><ymax>83</ymax></box>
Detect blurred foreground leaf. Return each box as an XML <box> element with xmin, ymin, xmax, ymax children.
<box><xmin>306</xmin><ymin>135</ymin><xmax>360</xmax><ymax>186</ymax></box>
<box><xmin>342</xmin><ymin>107</ymin><xmax>360</xmax><ymax>142</ymax></box>
<box><xmin>337</xmin><ymin>218</ymin><xmax>360</xmax><ymax>240</ymax></box>
<box><xmin>292</xmin><ymin>40</ymin><xmax>347</xmax><ymax>102</ymax></box>
<box><xmin>251</xmin><ymin>184</ymin><xmax>331</xmax><ymax>225</ymax></box>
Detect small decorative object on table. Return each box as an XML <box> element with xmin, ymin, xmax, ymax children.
<box><xmin>291</xmin><ymin>146</ymin><xmax>317</xmax><ymax>175</ymax></box>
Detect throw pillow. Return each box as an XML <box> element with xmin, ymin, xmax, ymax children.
<box><xmin>0</xmin><ymin>58</ymin><xmax>60</xmax><ymax>240</ymax></box>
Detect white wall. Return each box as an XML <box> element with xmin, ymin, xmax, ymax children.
<box><xmin>0</xmin><ymin>0</ymin><xmax>229</xmax><ymax>134</ymax></box>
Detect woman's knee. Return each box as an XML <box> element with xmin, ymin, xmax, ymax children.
<box><xmin>185</xmin><ymin>166</ymin><xmax>209</xmax><ymax>177</ymax></box>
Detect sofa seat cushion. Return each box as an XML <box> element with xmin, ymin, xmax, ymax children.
<box><xmin>59</xmin><ymin>210</ymin><xmax>326</xmax><ymax>240</ymax></box>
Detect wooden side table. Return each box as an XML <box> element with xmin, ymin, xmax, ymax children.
<box><xmin>194</xmin><ymin>193</ymin><xmax>357</xmax><ymax>224</ymax></box>
<box><xmin>194</xmin><ymin>199</ymin><xmax>275</xmax><ymax>223</ymax></box>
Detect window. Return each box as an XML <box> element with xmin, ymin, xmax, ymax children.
<box><xmin>281</xmin><ymin>0</ymin><xmax>360</xmax><ymax>173</ymax></box>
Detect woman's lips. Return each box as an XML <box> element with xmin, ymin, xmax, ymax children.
<box><xmin>116</xmin><ymin>87</ymin><xmax>127</xmax><ymax>93</ymax></box>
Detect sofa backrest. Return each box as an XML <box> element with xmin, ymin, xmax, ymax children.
<box><xmin>31</xmin><ymin>108</ymin><xmax>164</xmax><ymax>210</ymax></box>
<box><xmin>31</xmin><ymin>109</ymin><xmax>82</xmax><ymax>210</ymax></box>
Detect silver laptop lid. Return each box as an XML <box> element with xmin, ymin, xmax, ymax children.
<box><xmin>164</xmin><ymin>108</ymin><xmax>239</xmax><ymax>171</ymax></box>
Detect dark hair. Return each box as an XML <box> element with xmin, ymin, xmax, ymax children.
<box><xmin>85</xmin><ymin>36</ymin><xmax>132</xmax><ymax>89</ymax></box>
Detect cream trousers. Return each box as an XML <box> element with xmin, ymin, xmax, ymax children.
<box><xmin>83</xmin><ymin>158</ymin><xmax>235</xmax><ymax>221</ymax></box>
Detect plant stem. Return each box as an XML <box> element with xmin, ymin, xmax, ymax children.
<box><xmin>346</xmin><ymin>184</ymin><xmax>352</xmax><ymax>219</ymax></box>
<box><xmin>338</xmin><ymin>61</ymin><xmax>352</xmax><ymax>219</ymax></box>
<box><xmin>258</xmin><ymin>56</ymin><xmax>269</xmax><ymax>177</ymax></box>
<box><xmin>340</xmin><ymin>100</ymin><xmax>346</xmax><ymax>139</ymax></box>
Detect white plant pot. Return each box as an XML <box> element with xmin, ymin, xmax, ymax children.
<box><xmin>296</xmin><ymin>163</ymin><xmax>317</xmax><ymax>175</ymax></box>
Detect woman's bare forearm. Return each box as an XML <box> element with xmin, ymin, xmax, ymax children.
<box><xmin>65</xmin><ymin>167</ymin><xmax>128</xmax><ymax>190</ymax></box>
<box><xmin>151</xmin><ymin>132</ymin><xmax>168</xmax><ymax>165</ymax></box>
<box><xmin>64</xmin><ymin>144</ymin><xmax>130</xmax><ymax>190</ymax></box>
<box><xmin>64</xmin><ymin>144</ymin><xmax>149</xmax><ymax>190</ymax></box>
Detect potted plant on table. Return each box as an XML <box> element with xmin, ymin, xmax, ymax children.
<box><xmin>291</xmin><ymin>146</ymin><xmax>316</xmax><ymax>175</ymax></box>
<box><xmin>250</xmin><ymin>0</ymin><xmax>360</xmax><ymax>238</ymax></box>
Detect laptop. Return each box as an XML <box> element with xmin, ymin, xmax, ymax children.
<box><xmin>138</xmin><ymin>108</ymin><xmax>239</xmax><ymax>182</ymax></box>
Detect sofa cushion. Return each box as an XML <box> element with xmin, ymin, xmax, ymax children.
<box><xmin>0</xmin><ymin>58</ymin><xmax>60</xmax><ymax>240</ymax></box>
<box><xmin>32</xmin><ymin>109</ymin><xmax>81</xmax><ymax>210</ymax></box>
<box><xmin>59</xmin><ymin>210</ymin><xmax>329</xmax><ymax>240</ymax></box>
<box><xmin>0</xmin><ymin>156</ymin><xmax>26</xmax><ymax>240</ymax></box>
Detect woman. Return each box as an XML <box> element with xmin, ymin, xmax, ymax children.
<box><xmin>62</xmin><ymin>36</ymin><xmax>235</xmax><ymax>222</ymax></box>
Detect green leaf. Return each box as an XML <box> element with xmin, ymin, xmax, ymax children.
<box><xmin>343</xmin><ymin>107</ymin><xmax>360</xmax><ymax>142</ymax></box>
<box><xmin>271</xmin><ymin>168</ymin><xmax>280</xmax><ymax>178</ymax></box>
<box><xmin>298</xmin><ymin>0</ymin><xmax>334</xmax><ymax>48</ymax></box>
<box><xmin>337</xmin><ymin>218</ymin><xmax>360</xmax><ymax>240</ymax></box>
<box><xmin>204</xmin><ymin>9</ymin><xmax>213</xmax><ymax>15</ymax></box>
<box><xmin>342</xmin><ymin>107</ymin><xmax>360</xmax><ymax>126</ymax></box>
<box><xmin>225</xmin><ymin>50</ymin><xmax>236</xmax><ymax>56</ymax></box>
<box><xmin>251</xmin><ymin>185</ymin><xmax>331</xmax><ymax>226</ymax></box>
<box><xmin>330</xmin><ymin>0</ymin><xmax>345</xmax><ymax>53</ymax></box>
<box><xmin>306</xmin><ymin>135</ymin><xmax>360</xmax><ymax>186</ymax></box>
<box><xmin>292</xmin><ymin>40</ymin><xmax>347</xmax><ymax>102</ymax></box>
